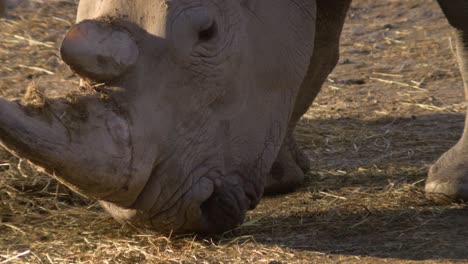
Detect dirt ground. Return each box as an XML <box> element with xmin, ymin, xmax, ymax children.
<box><xmin>1</xmin><ymin>0</ymin><xmax>468</xmax><ymax>263</ymax></box>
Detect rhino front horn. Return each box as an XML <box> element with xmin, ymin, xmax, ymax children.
<box><xmin>60</xmin><ymin>20</ymin><xmax>139</xmax><ymax>82</ymax></box>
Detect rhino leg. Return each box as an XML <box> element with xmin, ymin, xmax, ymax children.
<box><xmin>425</xmin><ymin>1</ymin><xmax>468</xmax><ymax>202</ymax></box>
<box><xmin>264</xmin><ymin>0</ymin><xmax>351</xmax><ymax>195</ymax></box>
<box><xmin>265</xmin><ymin>130</ymin><xmax>311</xmax><ymax>194</ymax></box>
<box><xmin>0</xmin><ymin>0</ymin><xmax>5</xmax><ymax>17</ymax></box>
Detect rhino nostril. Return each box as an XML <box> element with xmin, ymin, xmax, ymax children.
<box><xmin>199</xmin><ymin>183</ymin><xmax>247</xmax><ymax>233</ymax></box>
<box><xmin>198</xmin><ymin>21</ymin><xmax>217</xmax><ymax>42</ymax></box>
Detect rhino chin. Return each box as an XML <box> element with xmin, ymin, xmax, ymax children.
<box><xmin>97</xmin><ymin>168</ymin><xmax>256</xmax><ymax>234</ymax></box>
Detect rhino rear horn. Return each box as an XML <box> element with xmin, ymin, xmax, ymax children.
<box><xmin>61</xmin><ymin>20</ymin><xmax>139</xmax><ymax>82</ymax></box>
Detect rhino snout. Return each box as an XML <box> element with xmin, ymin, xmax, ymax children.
<box><xmin>197</xmin><ymin>178</ymin><xmax>250</xmax><ymax>233</ymax></box>
<box><xmin>60</xmin><ymin>20</ymin><xmax>139</xmax><ymax>82</ymax></box>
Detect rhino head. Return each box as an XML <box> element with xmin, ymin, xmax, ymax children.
<box><xmin>0</xmin><ymin>0</ymin><xmax>316</xmax><ymax>233</ymax></box>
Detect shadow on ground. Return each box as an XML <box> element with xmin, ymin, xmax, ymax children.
<box><xmin>241</xmin><ymin>206</ymin><xmax>468</xmax><ymax>261</ymax></box>
<box><xmin>235</xmin><ymin>112</ymin><xmax>468</xmax><ymax>261</ymax></box>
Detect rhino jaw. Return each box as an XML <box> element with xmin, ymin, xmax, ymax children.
<box><xmin>0</xmin><ymin>96</ymin><xmax>144</xmax><ymax>205</ymax></box>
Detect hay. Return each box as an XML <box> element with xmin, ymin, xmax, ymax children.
<box><xmin>1</xmin><ymin>0</ymin><xmax>468</xmax><ymax>263</ymax></box>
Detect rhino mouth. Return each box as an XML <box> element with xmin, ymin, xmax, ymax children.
<box><xmin>198</xmin><ymin>177</ymin><xmax>250</xmax><ymax>233</ymax></box>
<box><xmin>116</xmin><ymin>149</ymin><xmax>260</xmax><ymax>233</ymax></box>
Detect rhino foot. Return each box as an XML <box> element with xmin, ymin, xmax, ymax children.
<box><xmin>264</xmin><ymin>133</ymin><xmax>310</xmax><ymax>195</ymax></box>
<box><xmin>425</xmin><ymin>142</ymin><xmax>468</xmax><ymax>203</ymax></box>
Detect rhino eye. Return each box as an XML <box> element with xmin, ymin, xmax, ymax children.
<box><xmin>198</xmin><ymin>21</ymin><xmax>217</xmax><ymax>41</ymax></box>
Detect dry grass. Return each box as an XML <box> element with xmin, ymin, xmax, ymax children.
<box><xmin>1</xmin><ymin>0</ymin><xmax>468</xmax><ymax>263</ymax></box>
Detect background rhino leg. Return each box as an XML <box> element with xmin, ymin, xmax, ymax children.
<box><xmin>0</xmin><ymin>0</ymin><xmax>5</xmax><ymax>17</ymax></box>
<box><xmin>425</xmin><ymin>0</ymin><xmax>468</xmax><ymax>202</ymax></box>
<box><xmin>265</xmin><ymin>0</ymin><xmax>352</xmax><ymax>194</ymax></box>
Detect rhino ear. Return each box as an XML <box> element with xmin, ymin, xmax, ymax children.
<box><xmin>240</xmin><ymin>0</ymin><xmax>258</xmax><ymax>12</ymax></box>
<box><xmin>169</xmin><ymin>6</ymin><xmax>216</xmax><ymax>56</ymax></box>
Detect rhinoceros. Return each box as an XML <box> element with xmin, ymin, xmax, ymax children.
<box><xmin>0</xmin><ymin>0</ymin><xmax>5</xmax><ymax>16</ymax></box>
<box><xmin>0</xmin><ymin>0</ymin><xmax>467</xmax><ymax>233</ymax></box>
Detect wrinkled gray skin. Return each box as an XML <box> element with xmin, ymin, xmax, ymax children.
<box><xmin>0</xmin><ymin>0</ymin><xmax>467</xmax><ymax>234</ymax></box>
